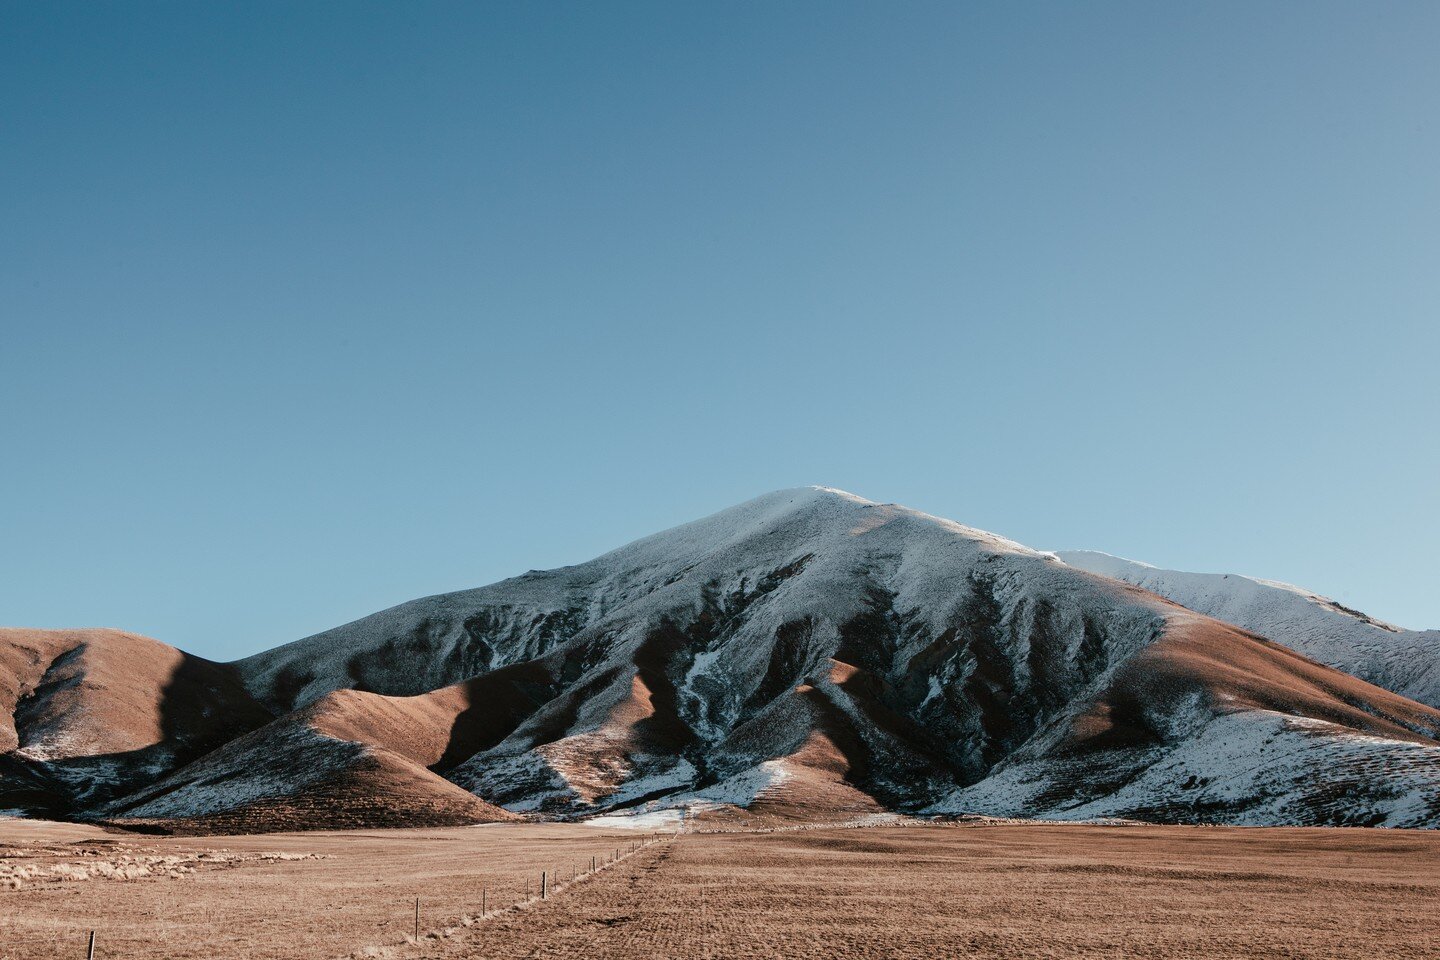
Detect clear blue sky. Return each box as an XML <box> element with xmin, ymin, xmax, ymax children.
<box><xmin>3</xmin><ymin>2</ymin><xmax>1437</xmax><ymax>659</ymax></box>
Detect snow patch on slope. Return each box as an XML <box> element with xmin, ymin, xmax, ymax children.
<box><xmin>937</xmin><ymin>707</ymin><xmax>1440</xmax><ymax>828</ymax></box>
<box><xmin>119</xmin><ymin>726</ymin><xmax>365</xmax><ymax>819</ymax></box>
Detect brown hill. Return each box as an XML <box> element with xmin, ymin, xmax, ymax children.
<box><xmin>0</xmin><ymin>628</ymin><xmax>271</xmax><ymax>816</ymax></box>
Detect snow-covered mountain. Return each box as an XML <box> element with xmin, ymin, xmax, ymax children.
<box><xmin>1056</xmin><ymin>551</ymin><xmax>1440</xmax><ymax>710</ymax></box>
<box><xmin>3</xmin><ymin>488</ymin><xmax>1439</xmax><ymax>831</ymax></box>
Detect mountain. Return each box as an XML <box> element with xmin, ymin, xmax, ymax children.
<box><xmin>1056</xmin><ymin>551</ymin><xmax>1440</xmax><ymax>710</ymax></box>
<box><xmin>4</xmin><ymin>487</ymin><xmax>1439</xmax><ymax>831</ymax></box>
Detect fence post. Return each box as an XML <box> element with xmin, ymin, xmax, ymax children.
<box><xmin>541</xmin><ymin>870</ymin><xmax>547</xmax><ymax>900</ymax></box>
<box><xmin>414</xmin><ymin>898</ymin><xmax>419</xmax><ymax>940</ymax></box>
<box><xmin>87</xmin><ymin>932</ymin><xmax>96</xmax><ymax>960</ymax></box>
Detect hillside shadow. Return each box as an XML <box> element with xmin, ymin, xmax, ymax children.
<box><xmin>1</xmin><ymin>641</ymin><xmax>276</xmax><ymax>820</ymax></box>
<box><xmin>433</xmin><ymin>659</ymin><xmax>561</xmax><ymax>773</ymax></box>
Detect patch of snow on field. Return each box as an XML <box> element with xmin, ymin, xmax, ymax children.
<box><xmin>580</xmin><ymin>760</ymin><xmax>797</xmax><ymax>826</ymax></box>
<box><xmin>581</xmin><ymin>809</ymin><xmax>685</xmax><ymax>829</ymax></box>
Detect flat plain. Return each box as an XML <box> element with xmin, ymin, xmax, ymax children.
<box><xmin>0</xmin><ymin>818</ymin><xmax>654</xmax><ymax>960</ymax></box>
<box><xmin>2</xmin><ymin>817</ymin><xmax>1437</xmax><ymax>960</ymax></box>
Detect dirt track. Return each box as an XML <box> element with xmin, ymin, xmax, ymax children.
<box><xmin>3</xmin><ymin>819</ymin><xmax>1438</xmax><ymax>959</ymax></box>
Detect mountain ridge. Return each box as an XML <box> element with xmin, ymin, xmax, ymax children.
<box><xmin>1056</xmin><ymin>550</ymin><xmax>1440</xmax><ymax>709</ymax></box>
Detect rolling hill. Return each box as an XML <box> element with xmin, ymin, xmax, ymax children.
<box><xmin>1056</xmin><ymin>550</ymin><xmax>1440</xmax><ymax>709</ymax></box>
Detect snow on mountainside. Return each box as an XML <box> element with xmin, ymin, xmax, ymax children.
<box><xmin>4</xmin><ymin>488</ymin><xmax>1440</xmax><ymax>831</ymax></box>
<box><xmin>218</xmin><ymin>487</ymin><xmax>1440</xmax><ymax>829</ymax></box>
<box><xmin>1055</xmin><ymin>551</ymin><xmax>1440</xmax><ymax>710</ymax></box>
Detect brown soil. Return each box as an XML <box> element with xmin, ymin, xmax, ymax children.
<box><xmin>4</xmin><ymin>818</ymin><xmax>1437</xmax><ymax>960</ymax></box>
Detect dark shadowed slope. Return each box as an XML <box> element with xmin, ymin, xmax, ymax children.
<box><xmin>0</xmin><ymin>628</ymin><xmax>272</xmax><ymax>817</ymax></box>
<box><xmin>106</xmin><ymin>665</ymin><xmax>542</xmax><ymax>832</ymax></box>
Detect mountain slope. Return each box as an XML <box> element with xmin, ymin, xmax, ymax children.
<box><xmin>937</xmin><ymin>610</ymin><xmax>1440</xmax><ymax>826</ymax></box>
<box><xmin>0</xmin><ymin>628</ymin><xmax>273</xmax><ymax>817</ymax></box>
<box><xmin>107</xmin><ymin>681</ymin><xmax>519</xmax><ymax>834</ymax></box>
<box><xmin>228</xmin><ymin>488</ymin><xmax>1170</xmax><ymax>816</ymax></box>
<box><xmin>1056</xmin><ymin>551</ymin><xmax>1440</xmax><ymax>709</ymax></box>
<box><xmin>212</xmin><ymin>488</ymin><xmax>1440</xmax><ymax>828</ymax></box>
<box><xmin>7</xmin><ymin>489</ymin><xmax>1440</xmax><ymax>831</ymax></box>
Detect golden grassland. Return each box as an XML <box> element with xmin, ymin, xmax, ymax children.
<box><xmin>3</xmin><ymin>818</ymin><xmax>1438</xmax><ymax>959</ymax></box>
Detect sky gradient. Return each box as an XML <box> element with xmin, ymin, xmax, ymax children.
<box><xmin>3</xmin><ymin>1</ymin><xmax>1438</xmax><ymax>659</ymax></box>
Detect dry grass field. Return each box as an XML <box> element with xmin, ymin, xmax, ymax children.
<box><xmin>3</xmin><ymin>817</ymin><xmax>1438</xmax><ymax>959</ymax></box>
<box><xmin>0</xmin><ymin>818</ymin><xmax>659</xmax><ymax>960</ymax></box>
